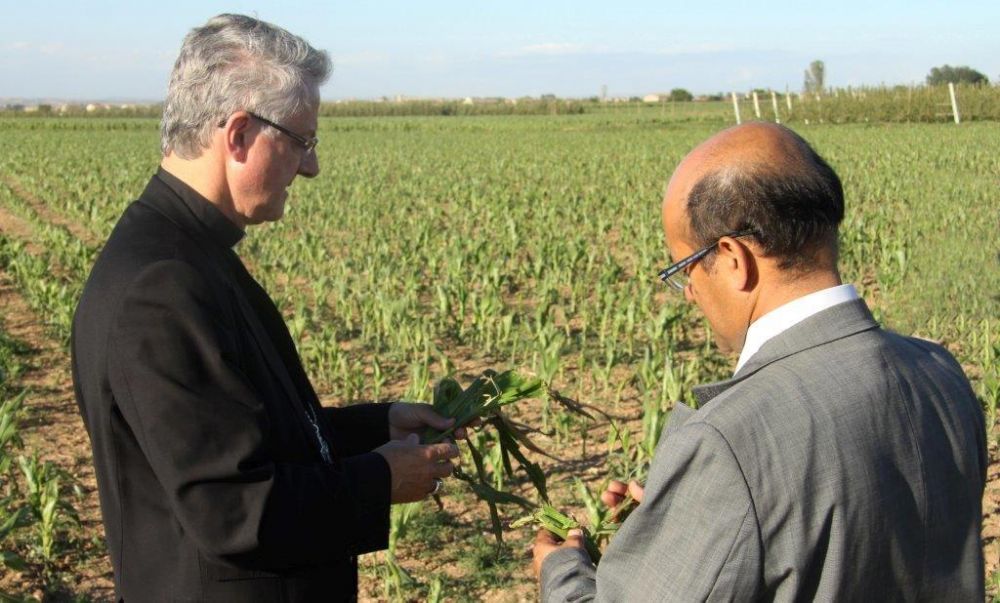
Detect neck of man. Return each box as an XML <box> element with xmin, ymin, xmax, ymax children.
<box><xmin>160</xmin><ymin>152</ymin><xmax>244</xmax><ymax>229</ymax></box>
<box><xmin>748</xmin><ymin>267</ymin><xmax>844</xmax><ymax>327</ymax></box>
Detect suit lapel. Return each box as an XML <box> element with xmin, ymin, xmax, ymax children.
<box><xmin>692</xmin><ymin>299</ymin><xmax>881</xmax><ymax>407</ymax></box>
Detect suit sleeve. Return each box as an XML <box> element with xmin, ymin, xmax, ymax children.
<box><xmin>108</xmin><ymin>260</ymin><xmax>390</xmax><ymax>569</ymax></box>
<box><xmin>541</xmin><ymin>421</ymin><xmax>762</xmax><ymax>602</ymax></box>
<box><xmin>322</xmin><ymin>403</ymin><xmax>391</xmax><ymax>455</ymax></box>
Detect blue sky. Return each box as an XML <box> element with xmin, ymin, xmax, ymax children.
<box><xmin>1</xmin><ymin>0</ymin><xmax>997</xmax><ymax>101</ymax></box>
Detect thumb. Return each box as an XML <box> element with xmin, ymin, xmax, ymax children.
<box><xmin>417</xmin><ymin>405</ymin><xmax>456</xmax><ymax>430</ymax></box>
<box><xmin>628</xmin><ymin>480</ymin><xmax>645</xmax><ymax>503</ymax></box>
<box><xmin>563</xmin><ymin>528</ymin><xmax>586</xmax><ymax>549</ymax></box>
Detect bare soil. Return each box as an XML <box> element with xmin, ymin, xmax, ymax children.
<box><xmin>0</xmin><ymin>272</ymin><xmax>115</xmax><ymax>600</ymax></box>
<box><xmin>0</xmin><ymin>174</ymin><xmax>101</xmax><ymax>248</ymax></box>
<box><xmin>984</xmin><ymin>450</ymin><xmax>1000</xmax><ymax>586</ymax></box>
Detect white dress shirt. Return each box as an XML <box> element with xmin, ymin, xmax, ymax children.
<box><xmin>735</xmin><ymin>284</ymin><xmax>860</xmax><ymax>375</ymax></box>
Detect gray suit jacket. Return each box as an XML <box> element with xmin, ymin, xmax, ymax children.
<box><xmin>542</xmin><ymin>299</ymin><xmax>986</xmax><ymax>602</ymax></box>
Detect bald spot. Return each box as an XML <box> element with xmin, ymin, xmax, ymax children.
<box><xmin>663</xmin><ymin>122</ymin><xmax>826</xmax><ymax>247</ymax></box>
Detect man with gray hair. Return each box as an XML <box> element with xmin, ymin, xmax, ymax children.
<box><xmin>72</xmin><ymin>14</ymin><xmax>460</xmax><ymax>601</ymax></box>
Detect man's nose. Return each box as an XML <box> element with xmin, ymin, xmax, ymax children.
<box><xmin>298</xmin><ymin>149</ymin><xmax>319</xmax><ymax>178</ymax></box>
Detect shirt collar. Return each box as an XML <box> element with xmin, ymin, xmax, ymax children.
<box><xmin>735</xmin><ymin>283</ymin><xmax>860</xmax><ymax>375</ymax></box>
<box><xmin>154</xmin><ymin>166</ymin><xmax>245</xmax><ymax>248</ymax></box>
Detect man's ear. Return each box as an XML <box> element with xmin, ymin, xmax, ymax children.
<box><xmin>716</xmin><ymin>236</ymin><xmax>757</xmax><ymax>292</ymax></box>
<box><xmin>222</xmin><ymin>112</ymin><xmax>252</xmax><ymax>163</ymax></box>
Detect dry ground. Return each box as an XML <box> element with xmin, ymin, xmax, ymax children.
<box><xmin>0</xmin><ymin>273</ymin><xmax>115</xmax><ymax>600</ymax></box>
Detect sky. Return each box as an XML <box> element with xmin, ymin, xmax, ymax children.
<box><xmin>1</xmin><ymin>0</ymin><xmax>997</xmax><ymax>101</ymax></box>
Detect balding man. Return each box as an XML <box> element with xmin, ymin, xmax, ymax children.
<box><xmin>533</xmin><ymin>123</ymin><xmax>986</xmax><ymax>601</ymax></box>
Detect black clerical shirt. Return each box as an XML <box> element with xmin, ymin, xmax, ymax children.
<box><xmin>155</xmin><ymin>168</ymin><xmax>336</xmax><ymax>461</ymax></box>
<box><xmin>72</xmin><ymin>168</ymin><xmax>391</xmax><ymax>602</ymax></box>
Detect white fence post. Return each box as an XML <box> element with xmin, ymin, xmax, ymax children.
<box><xmin>949</xmin><ymin>82</ymin><xmax>961</xmax><ymax>124</ymax></box>
<box><xmin>771</xmin><ymin>91</ymin><xmax>781</xmax><ymax>124</ymax></box>
<box><xmin>752</xmin><ymin>91</ymin><xmax>761</xmax><ymax>119</ymax></box>
<box><xmin>732</xmin><ymin>92</ymin><xmax>742</xmax><ymax>124</ymax></box>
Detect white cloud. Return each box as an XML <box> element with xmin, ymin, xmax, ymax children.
<box><xmin>648</xmin><ymin>42</ymin><xmax>736</xmax><ymax>56</ymax></box>
<box><xmin>333</xmin><ymin>51</ymin><xmax>391</xmax><ymax>67</ymax></box>
<box><xmin>494</xmin><ymin>41</ymin><xmax>741</xmax><ymax>61</ymax></box>
<box><xmin>39</xmin><ymin>43</ymin><xmax>65</xmax><ymax>56</ymax></box>
<box><xmin>496</xmin><ymin>42</ymin><xmax>594</xmax><ymax>58</ymax></box>
<box><xmin>733</xmin><ymin>66</ymin><xmax>757</xmax><ymax>83</ymax></box>
<box><xmin>0</xmin><ymin>40</ymin><xmax>170</xmax><ymax>70</ymax></box>
<box><xmin>521</xmin><ymin>42</ymin><xmax>586</xmax><ymax>55</ymax></box>
<box><xmin>2</xmin><ymin>41</ymin><xmax>67</xmax><ymax>57</ymax></box>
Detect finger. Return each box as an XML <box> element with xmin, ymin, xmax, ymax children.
<box><xmin>628</xmin><ymin>480</ymin><xmax>645</xmax><ymax>502</ymax></box>
<box><xmin>606</xmin><ymin>480</ymin><xmax>628</xmax><ymax>495</ymax></box>
<box><xmin>535</xmin><ymin>528</ymin><xmax>560</xmax><ymax>546</ymax></box>
<box><xmin>432</xmin><ymin>461</ymin><xmax>455</xmax><ymax>478</ymax></box>
<box><xmin>450</xmin><ymin>418</ymin><xmax>483</xmax><ymax>442</ymax></box>
<box><xmin>427</xmin><ymin>443</ymin><xmax>460</xmax><ymax>461</ymax></box>
<box><xmin>415</xmin><ymin>405</ymin><xmax>456</xmax><ymax>430</ymax></box>
<box><xmin>562</xmin><ymin>528</ymin><xmax>586</xmax><ymax>550</ymax></box>
<box><xmin>600</xmin><ymin>491</ymin><xmax>624</xmax><ymax>508</ymax></box>
<box><xmin>405</xmin><ymin>433</ymin><xmax>420</xmax><ymax>446</ymax></box>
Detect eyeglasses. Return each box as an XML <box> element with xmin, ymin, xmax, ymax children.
<box><xmin>217</xmin><ymin>112</ymin><xmax>318</xmax><ymax>153</ymax></box>
<box><xmin>658</xmin><ymin>229</ymin><xmax>757</xmax><ymax>291</ymax></box>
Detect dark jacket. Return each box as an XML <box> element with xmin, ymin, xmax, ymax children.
<box><xmin>72</xmin><ymin>169</ymin><xmax>391</xmax><ymax>602</ymax></box>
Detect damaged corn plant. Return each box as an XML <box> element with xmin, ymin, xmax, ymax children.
<box><xmin>510</xmin><ymin>478</ymin><xmax>638</xmax><ymax>564</ymax></box>
<box><xmin>423</xmin><ymin>368</ymin><xmax>592</xmax><ymax>547</ymax></box>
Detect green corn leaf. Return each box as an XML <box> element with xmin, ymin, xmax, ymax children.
<box><xmin>0</xmin><ymin>506</ymin><xmax>26</xmax><ymax>541</ymax></box>
<box><xmin>464</xmin><ymin>481</ymin><xmax>533</xmax><ymax>510</ymax></box>
<box><xmin>575</xmin><ymin>479</ymin><xmax>605</xmax><ymax>529</ymax></box>
<box><xmin>464</xmin><ymin>435</ymin><xmax>504</xmax><ymax>545</ymax></box>
<box><xmin>0</xmin><ymin>550</ymin><xmax>27</xmax><ymax>571</ymax></box>
<box><xmin>424</xmin><ymin>369</ymin><xmax>544</xmax><ymax>443</ymax></box>
<box><xmin>492</xmin><ymin>412</ymin><xmax>561</xmax><ymax>460</ymax></box>
<box><xmin>495</xmin><ymin>425</ymin><xmax>549</xmax><ymax>503</ymax></box>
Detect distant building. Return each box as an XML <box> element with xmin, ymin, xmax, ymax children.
<box><xmin>643</xmin><ymin>94</ymin><xmax>662</xmax><ymax>103</ymax></box>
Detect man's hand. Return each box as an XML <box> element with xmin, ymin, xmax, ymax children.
<box><xmin>532</xmin><ymin>528</ymin><xmax>588</xmax><ymax>578</ymax></box>
<box><xmin>601</xmin><ymin>479</ymin><xmax>644</xmax><ymax>519</ymax></box>
<box><xmin>374</xmin><ymin>434</ymin><xmax>460</xmax><ymax>503</ymax></box>
<box><xmin>388</xmin><ymin>402</ymin><xmax>472</xmax><ymax>441</ymax></box>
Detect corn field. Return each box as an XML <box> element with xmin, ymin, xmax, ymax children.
<box><xmin>0</xmin><ymin>113</ymin><xmax>996</xmax><ymax>600</ymax></box>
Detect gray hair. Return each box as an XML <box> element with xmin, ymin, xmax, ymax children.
<box><xmin>160</xmin><ymin>14</ymin><xmax>331</xmax><ymax>158</ymax></box>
